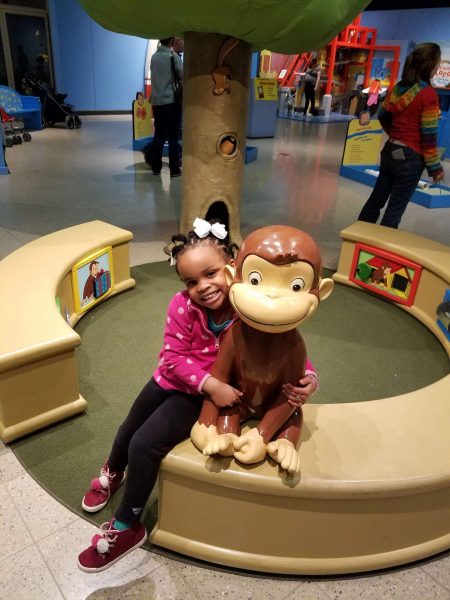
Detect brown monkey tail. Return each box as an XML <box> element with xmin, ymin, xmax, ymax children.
<box><xmin>217</xmin><ymin>37</ymin><xmax>240</xmax><ymax>67</ymax></box>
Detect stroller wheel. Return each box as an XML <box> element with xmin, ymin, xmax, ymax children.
<box><xmin>14</xmin><ymin>135</ymin><xmax>22</xmax><ymax>144</ymax></box>
<box><xmin>23</xmin><ymin>132</ymin><xmax>32</xmax><ymax>142</ymax></box>
<box><xmin>5</xmin><ymin>137</ymin><xmax>13</xmax><ymax>148</ymax></box>
<box><xmin>66</xmin><ymin>116</ymin><xmax>75</xmax><ymax>129</ymax></box>
<box><xmin>74</xmin><ymin>116</ymin><xmax>82</xmax><ymax>128</ymax></box>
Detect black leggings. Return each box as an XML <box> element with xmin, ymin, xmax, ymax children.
<box><xmin>108</xmin><ymin>377</ymin><xmax>202</xmax><ymax>524</ymax></box>
<box><xmin>304</xmin><ymin>84</ymin><xmax>316</xmax><ymax>115</ymax></box>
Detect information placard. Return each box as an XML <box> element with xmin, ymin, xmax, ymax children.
<box><xmin>342</xmin><ymin>118</ymin><xmax>383</xmax><ymax>166</ymax></box>
<box><xmin>254</xmin><ymin>77</ymin><xmax>278</xmax><ymax>101</ymax></box>
<box><xmin>132</xmin><ymin>92</ymin><xmax>153</xmax><ymax>141</ymax></box>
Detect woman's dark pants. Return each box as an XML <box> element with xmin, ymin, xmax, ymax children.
<box><xmin>303</xmin><ymin>84</ymin><xmax>316</xmax><ymax>115</ymax></box>
<box><xmin>358</xmin><ymin>142</ymin><xmax>425</xmax><ymax>229</ymax></box>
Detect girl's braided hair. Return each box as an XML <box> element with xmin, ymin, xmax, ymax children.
<box><xmin>164</xmin><ymin>219</ymin><xmax>239</xmax><ymax>268</ymax></box>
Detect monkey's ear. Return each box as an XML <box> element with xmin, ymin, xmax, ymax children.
<box><xmin>225</xmin><ymin>264</ymin><xmax>236</xmax><ymax>286</ymax></box>
<box><xmin>318</xmin><ymin>277</ymin><xmax>334</xmax><ymax>301</ymax></box>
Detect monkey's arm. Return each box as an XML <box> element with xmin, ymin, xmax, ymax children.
<box><xmin>257</xmin><ymin>393</ymin><xmax>297</xmax><ymax>444</ymax></box>
<box><xmin>233</xmin><ymin>389</ymin><xmax>302</xmax><ymax>468</ymax></box>
<box><xmin>266</xmin><ymin>409</ymin><xmax>303</xmax><ymax>473</ymax></box>
<box><xmin>191</xmin><ymin>326</ymin><xmax>241</xmax><ymax>453</ymax></box>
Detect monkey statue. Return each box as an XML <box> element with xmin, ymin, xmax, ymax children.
<box><xmin>191</xmin><ymin>225</ymin><xmax>334</xmax><ymax>473</ymax></box>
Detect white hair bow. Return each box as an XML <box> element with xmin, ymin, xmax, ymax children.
<box><xmin>193</xmin><ymin>218</ymin><xmax>227</xmax><ymax>240</ymax></box>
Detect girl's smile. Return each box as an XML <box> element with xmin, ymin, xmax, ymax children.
<box><xmin>176</xmin><ymin>244</ymin><xmax>233</xmax><ymax>319</ymax></box>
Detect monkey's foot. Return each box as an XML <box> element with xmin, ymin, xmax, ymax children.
<box><xmin>190</xmin><ymin>422</ymin><xmax>218</xmax><ymax>452</ymax></box>
<box><xmin>203</xmin><ymin>433</ymin><xmax>238</xmax><ymax>457</ymax></box>
<box><xmin>266</xmin><ymin>439</ymin><xmax>300</xmax><ymax>473</ymax></box>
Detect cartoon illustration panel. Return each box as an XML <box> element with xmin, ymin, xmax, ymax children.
<box><xmin>349</xmin><ymin>243</ymin><xmax>422</xmax><ymax>307</ymax></box>
<box><xmin>71</xmin><ymin>246</ymin><xmax>115</xmax><ymax>314</ymax></box>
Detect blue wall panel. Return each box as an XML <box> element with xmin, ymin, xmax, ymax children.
<box><xmin>361</xmin><ymin>8</ymin><xmax>450</xmax><ymax>42</ymax></box>
<box><xmin>46</xmin><ymin>4</ymin><xmax>450</xmax><ymax>111</ymax></box>
<box><xmin>48</xmin><ymin>0</ymin><xmax>147</xmax><ymax>111</ymax></box>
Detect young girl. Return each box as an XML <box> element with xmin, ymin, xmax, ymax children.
<box><xmin>77</xmin><ymin>218</ymin><xmax>318</xmax><ymax>572</ymax></box>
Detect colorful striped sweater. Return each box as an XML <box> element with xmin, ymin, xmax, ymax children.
<box><xmin>378</xmin><ymin>81</ymin><xmax>443</xmax><ymax>176</ymax></box>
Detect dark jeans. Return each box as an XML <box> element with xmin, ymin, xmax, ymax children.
<box><xmin>358</xmin><ymin>141</ymin><xmax>425</xmax><ymax>228</ymax></box>
<box><xmin>108</xmin><ymin>377</ymin><xmax>202</xmax><ymax>524</ymax></box>
<box><xmin>150</xmin><ymin>103</ymin><xmax>181</xmax><ymax>175</ymax></box>
<box><xmin>304</xmin><ymin>84</ymin><xmax>315</xmax><ymax>115</ymax></box>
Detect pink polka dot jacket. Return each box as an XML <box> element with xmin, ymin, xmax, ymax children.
<box><xmin>153</xmin><ymin>290</ymin><xmax>318</xmax><ymax>397</ymax></box>
<box><xmin>153</xmin><ymin>291</ymin><xmax>237</xmax><ymax>395</ymax></box>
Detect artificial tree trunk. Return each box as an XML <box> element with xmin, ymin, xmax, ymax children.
<box><xmin>181</xmin><ymin>31</ymin><xmax>252</xmax><ymax>243</ymax></box>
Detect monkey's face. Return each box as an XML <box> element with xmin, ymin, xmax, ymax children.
<box><xmin>229</xmin><ymin>255</ymin><xmax>320</xmax><ymax>333</ymax></box>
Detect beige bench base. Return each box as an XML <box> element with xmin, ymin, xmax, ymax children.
<box><xmin>0</xmin><ymin>221</ymin><xmax>135</xmax><ymax>442</ymax></box>
<box><xmin>0</xmin><ymin>396</ymin><xmax>87</xmax><ymax>444</ymax></box>
<box><xmin>150</xmin><ymin>441</ymin><xmax>450</xmax><ymax>574</ymax></box>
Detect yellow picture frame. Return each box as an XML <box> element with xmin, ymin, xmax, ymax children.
<box><xmin>71</xmin><ymin>246</ymin><xmax>115</xmax><ymax>314</ymax></box>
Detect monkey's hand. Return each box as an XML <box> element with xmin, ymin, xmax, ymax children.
<box><xmin>266</xmin><ymin>439</ymin><xmax>299</xmax><ymax>473</ymax></box>
<box><xmin>190</xmin><ymin>422</ymin><xmax>218</xmax><ymax>452</ymax></box>
<box><xmin>203</xmin><ymin>433</ymin><xmax>238</xmax><ymax>457</ymax></box>
<box><xmin>233</xmin><ymin>428</ymin><xmax>266</xmax><ymax>464</ymax></box>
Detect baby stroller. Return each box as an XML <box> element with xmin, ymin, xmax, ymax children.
<box><xmin>0</xmin><ymin>107</ymin><xmax>32</xmax><ymax>147</ymax></box>
<box><xmin>22</xmin><ymin>75</ymin><xmax>81</xmax><ymax>129</ymax></box>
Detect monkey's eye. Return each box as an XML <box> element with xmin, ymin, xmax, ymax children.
<box><xmin>248</xmin><ymin>271</ymin><xmax>262</xmax><ymax>286</ymax></box>
<box><xmin>290</xmin><ymin>278</ymin><xmax>305</xmax><ymax>292</ymax></box>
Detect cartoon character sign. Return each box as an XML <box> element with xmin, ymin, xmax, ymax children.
<box><xmin>191</xmin><ymin>226</ymin><xmax>334</xmax><ymax>473</ymax></box>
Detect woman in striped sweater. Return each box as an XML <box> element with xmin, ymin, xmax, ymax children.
<box><xmin>358</xmin><ymin>43</ymin><xmax>444</xmax><ymax>229</ymax></box>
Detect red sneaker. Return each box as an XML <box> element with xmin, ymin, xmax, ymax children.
<box><xmin>77</xmin><ymin>519</ymin><xmax>147</xmax><ymax>572</ymax></box>
<box><xmin>81</xmin><ymin>463</ymin><xmax>125</xmax><ymax>513</ymax></box>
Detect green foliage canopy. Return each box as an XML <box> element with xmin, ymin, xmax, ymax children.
<box><xmin>79</xmin><ymin>0</ymin><xmax>371</xmax><ymax>54</ymax></box>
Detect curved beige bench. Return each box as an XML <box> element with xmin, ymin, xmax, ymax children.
<box><xmin>0</xmin><ymin>221</ymin><xmax>135</xmax><ymax>442</ymax></box>
<box><xmin>150</xmin><ymin>222</ymin><xmax>450</xmax><ymax>575</ymax></box>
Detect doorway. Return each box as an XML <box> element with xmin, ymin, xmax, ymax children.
<box><xmin>0</xmin><ymin>3</ymin><xmax>53</xmax><ymax>93</ymax></box>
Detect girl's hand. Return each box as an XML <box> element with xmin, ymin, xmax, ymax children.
<box><xmin>203</xmin><ymin>376</ymin><xmax>242</xmax><ymax>408</ymax></box>
<box><xmin>282</xmin><ymin>376</ymin><xmax>318</xmax><ymax>408</ymax></box>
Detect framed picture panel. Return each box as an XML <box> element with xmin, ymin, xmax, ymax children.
<box><xmin>71</xmin><ymin>246</ymin><xmax>115</xmax><ymax>314</ymax></box>
<box><xmin>349</xmin><ymin>243</ymin><xmax>422</xmax><ymax>307</ymax></box>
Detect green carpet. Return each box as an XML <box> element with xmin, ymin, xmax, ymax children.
<box><xmin>11</xmin><ymin>262</ymin><xmax>449</xmax><ymax>541</ymax></box>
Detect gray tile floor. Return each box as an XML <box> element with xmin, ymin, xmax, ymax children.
<box><xmin>0</xmin><ymin>116</ymin><xmax>449</xmax><ymax>599</ymax></box>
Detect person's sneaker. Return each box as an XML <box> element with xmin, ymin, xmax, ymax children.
<box><xmin>77</xmin><ymin>519</ymin><xmax>147</xmax><ymax>572</ymax></box>
<box><xmin>170</xmin><ymin>170</ymin><xmax>182</xmax><ymax>178</ymax></box>
<box><xmin>81</xmin><ymin>463</ymin><xmax>125</xmax><ymax>513</ymax></box>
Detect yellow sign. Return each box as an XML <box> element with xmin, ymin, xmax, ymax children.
<box><xmin>254</xmin><ymin>77</ymin><xmax>278</xmax><ymax>101</ymax></box>
<box><xmin>133</xmin><ymin>94</ymin><xmax>153</xmax><ymax>141</ymax></box>
<box><xmin>342</xmin><ymin>119</ymin><xmax>383</xmax><ymax>166</ymax></box>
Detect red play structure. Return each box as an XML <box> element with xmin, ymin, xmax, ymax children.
<box><xmin>323</xmin><ymin>15</ymin><xmax>400</xmax><ymax>95</ymax></box>
<box><xmin>267</xmin><ymin>15</ymin><xmax>400</xmax><ymax>97</ymax></box>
